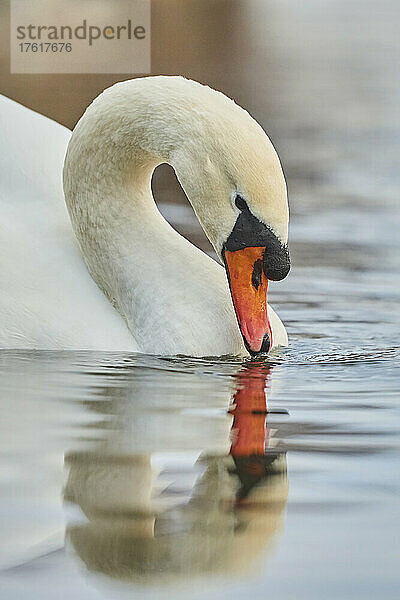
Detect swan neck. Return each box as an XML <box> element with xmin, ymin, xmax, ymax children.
<box><xmin>62</xmin><ymin>81</ymin><xmax>206</xmax><ymax>343</ymax></box>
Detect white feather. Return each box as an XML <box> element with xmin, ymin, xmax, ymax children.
<box><xmin>0</xmin><ymin>77</ymin><xmax>288</xmax><ymax>355</ymax></box>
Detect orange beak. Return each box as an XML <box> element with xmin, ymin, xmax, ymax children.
<box><xmin>223</xmin><ymin>247</ymin><xmax>272</xmax><ymax>355</ymax></box>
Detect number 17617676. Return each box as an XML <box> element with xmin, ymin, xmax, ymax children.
<box><xmin>19</xmin><ymin>42</ymin><xmax>72</xmax><ymax>52</ymax></box>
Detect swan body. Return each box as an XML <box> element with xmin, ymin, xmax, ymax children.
<box><xmin>0</xmin><ymin>95</ymin><xmax>136</xmax><ymax>351</ymax></box>
<box><xmin>0</xmin><ymin>77</ymin><xmax>289</xmax><ymax>356</ymax></box>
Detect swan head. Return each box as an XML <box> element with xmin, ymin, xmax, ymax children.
<box><xmin>64</xmin><ymin>76</ymin><xmax>289</xmax><ymax>356</ymax></box>
<box><xmin>170</xmin><ymin>80</ymin><xmax>290</xmax><ymax>355</ymax></box>
<box><xmin>222</xmin><ymin>197</ymin><xmax>290</xmax><ymax>356</ymax></box>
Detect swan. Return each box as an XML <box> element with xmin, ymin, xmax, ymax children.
<box><xmin>0</xmin><ymin>76</ymin><xmax>290</xmax><ymax>356</ymax></box>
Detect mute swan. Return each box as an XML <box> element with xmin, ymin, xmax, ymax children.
<box><xmin>0</xmin><ymin>76</ymin><xmax>290</xmax><ymax>356</ymax></box>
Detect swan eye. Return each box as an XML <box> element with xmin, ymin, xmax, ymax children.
<box><xmin>235</xmin><ymin>195</ymin><xmax>248</xmax><ymax>212</ymax></box>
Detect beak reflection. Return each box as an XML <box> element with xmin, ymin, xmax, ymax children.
<box><xmin>64</xmin><ymin>363</ymin><xmax>288</xmax><ymax>584</ymax></box>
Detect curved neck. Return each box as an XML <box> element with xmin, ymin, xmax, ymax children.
<box><xmin>63</xmin><ymin>78</ymin><xmax>224</xmax><ymax>351</ymax></box>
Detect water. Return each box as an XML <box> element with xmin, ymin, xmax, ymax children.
<box><xmin>0</xmin><ymin>342</ymin><xmax>399</xmax><ymax>599</ymax></box>
<box><xmin>1</xmin><ymin>1</ymin><xmax>400</xmax><ymax>598</ymax></box>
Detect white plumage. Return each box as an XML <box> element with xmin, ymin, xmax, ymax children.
<box><xmin>0</xmin><ymin>77</ymin><xmax>288</xmax><ymax>355</ymax></box>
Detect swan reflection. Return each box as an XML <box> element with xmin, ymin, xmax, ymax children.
<box><xmin>64</xmin><ymin>362</ymin><xmax>288</xmax><ymax>583</ymax></box>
